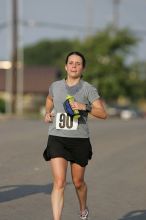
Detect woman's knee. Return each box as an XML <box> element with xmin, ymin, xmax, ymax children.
<box><xmin>54</xmin><ymin>178</ymin><xmax>66</xmax><ymax>190</ymax></box>
<box><xmin>72</xmin><ymin>178</ymin><xmax>85</xmax><ymax>189</ymax></box>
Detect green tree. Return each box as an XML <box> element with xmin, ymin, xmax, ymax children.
<box><xmin>24</xmin><ymin>38</ymin><xmax>81</xmax><ymax>70</ymax></box>
<box><xmin>24</xmin><ymin>26</ymin><xmax>144</xmax><ymax>102</ymax></box>
<box><xmin>81</xmin><ymin>27</ymin><xmax>139</xmax><ymax>101</ymax></box>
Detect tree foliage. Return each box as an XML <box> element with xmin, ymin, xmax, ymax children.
<box><xmin>24</xmin><ymin>26</ymin><xmax>145</xmax><ymax>103</ymax></box>
<box><xmin>24</xmin><ymin>39</ymin><xmax>81</xmax><ymax>70</ymax></box>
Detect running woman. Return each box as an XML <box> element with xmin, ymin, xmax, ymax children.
<box><xmin>44</xmin><ymin>51</ymin><xmax>107</xmax><ymax>220</ymax></box>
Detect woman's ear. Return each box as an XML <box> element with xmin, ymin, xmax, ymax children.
<box><xmin>65</xmin><ymin>65</ymin><xmax>67</xmax><ymax>72</ymax></box>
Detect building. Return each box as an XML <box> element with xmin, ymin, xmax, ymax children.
<box><xmin>0</xmin><ymin>66</ymin><xmax>61</xmax><ymax>113</ymax></box>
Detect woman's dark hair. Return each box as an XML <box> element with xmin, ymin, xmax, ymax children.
<box><xmin>65</xmin><ymin>51</ymin><xmax>86</xmax><ymax>68</ymax></box>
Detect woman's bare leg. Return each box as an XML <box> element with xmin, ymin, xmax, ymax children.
<box><xmin>71</xmin><ymin>163</ymin><xmax>87</xmax><ymax>212</ymax></box>
<box><xmin>50</xmin><ymin>158</ymin><xmax>68</xmax><ymax>220</ymax></box>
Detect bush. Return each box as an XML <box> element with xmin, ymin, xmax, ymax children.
<box><xmin>0</xmin><ymin>98</ymin><xmax>5</xmax><ymax>113</ymax></box>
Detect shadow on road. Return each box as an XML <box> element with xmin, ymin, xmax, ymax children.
<box><xmin>0</xmin><ymin>182</ymin><xmax>72</xmax><ymax>203</ymax></box>
<box><xmin>119</xmin><ymin>210</ymin><xmax>146</xmax><ymax>220</ymax></box>
<box><xmin>0</xmin><ymin>183</ymin><xmax>53</xmax><ymax>203</ymax></box>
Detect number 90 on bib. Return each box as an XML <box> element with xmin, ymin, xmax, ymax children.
<box><xmin>56</xmin><ymin>113</ymin><xmax>78</xmax><ymax>130</ymax></box>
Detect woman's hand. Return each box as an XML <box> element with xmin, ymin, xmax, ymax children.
<box><xmin>70</xmin><ymin>102</ymin><xmax>86</xmax><ymax>111</ymax></box>
<box><xmin>44</xmin><ymin>112</ymin><xmax>54</xmax><ymax>123</ymax></box>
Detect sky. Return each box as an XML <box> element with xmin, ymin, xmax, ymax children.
<box><xmin>0</xmin><ymin>0</ymin><xmax>146</xmax><ymax>61</ymax></box>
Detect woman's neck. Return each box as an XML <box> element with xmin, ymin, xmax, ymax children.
<box><xmin>65</xmin><ymin>77</ymin><xmax>80</xmax><ymax>86</ymax></box>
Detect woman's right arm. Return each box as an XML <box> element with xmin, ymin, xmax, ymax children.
<box><xmin>44</xmin><ymin>95</ymin><xmax>54</xmax><ymax>123</ymax></box>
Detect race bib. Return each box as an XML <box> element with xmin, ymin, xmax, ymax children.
<box><xmin>56</xmin><ymin>113</ymin><xmax>78</xmax><ymax>130</ymax></box>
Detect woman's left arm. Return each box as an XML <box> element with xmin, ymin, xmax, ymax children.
<box><xmin>90</xmin><ymin>99</ymin><xmax>107</xmax><ymax>119</ymax></box>
<box><xmin>71</xmin><ymin>99</ymin><xmax>107</xmax><ymax>119</ymax></box>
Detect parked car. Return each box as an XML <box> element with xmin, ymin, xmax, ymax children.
<box><xmin>120</xmin><ymin>106</ymin><xmax>145</xmax><ymax>120</ymax></box>
<box><xmin>107</xmin><ymin>104</ymin><xmax>145</xmax><ymax>120</ymax></box>
<box><xmin>106</xmin><ymin>104</ymin><xmax>122</xmax><ymax>118</ymax></box>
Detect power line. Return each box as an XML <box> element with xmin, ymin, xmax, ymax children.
<box><xmin>21</xmin><ymin>19</ymin><xmax>96</xmax><ymax>32</ymax></box>
<box><xmin>21</xmin><ymin>19</ymin><xmax>146</xmax><ymax>37</ymax></box>
<box><xmin>0</xmin><ymin>16</ymin><xmax>146</xmax><ymax>35</ymax></box>
<box><xmin>1</xmin><ymin>19</ymin><xmax>146</xmax><ymax>36</ymax></box>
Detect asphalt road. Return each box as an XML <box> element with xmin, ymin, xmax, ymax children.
<box><xmin>0</xmin><ymin>117</ymin><xmax>146</xmax><ymax>220</ymax></box>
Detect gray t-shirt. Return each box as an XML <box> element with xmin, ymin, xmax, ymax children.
<box><xmin>48</xmin><ymin>79</ymin><xmax>100</xmax><ymax>138</ymax></box>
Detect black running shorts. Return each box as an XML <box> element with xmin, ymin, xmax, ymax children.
<box><xmin>43</xmin><ymin>135</ymin><xmax>93</xmax><ymax>167</ymax></box>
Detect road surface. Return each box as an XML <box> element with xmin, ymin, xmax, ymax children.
<box><xmin>0</xmin><ymin>117</ymin><xmax>146</xmax><ymax>220</ymax></box>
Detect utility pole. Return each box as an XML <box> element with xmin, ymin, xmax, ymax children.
<box><xmin>11</xmin><ymin>0</ymin><xmax>18</xmax><ymax>113</ymax></box>
<box><xmin>16</xmin><ymin>0</ymin><xmax>24</xmax><ymax>115</ymax></box>
<box><xmin>113</xmin><ymin>0</ymin><xmax>120</xmax><ymax>30</ymax></box>
<box><xmin>86</xmin><ymin>0</ymin><xmax>94</xmax><ymax>37</ymax></box>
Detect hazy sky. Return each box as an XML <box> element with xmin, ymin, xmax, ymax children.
<box><xmin>0</xmin><ymin>0</ymin><xmax>146</xmax><ymax>61</ymax></box>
